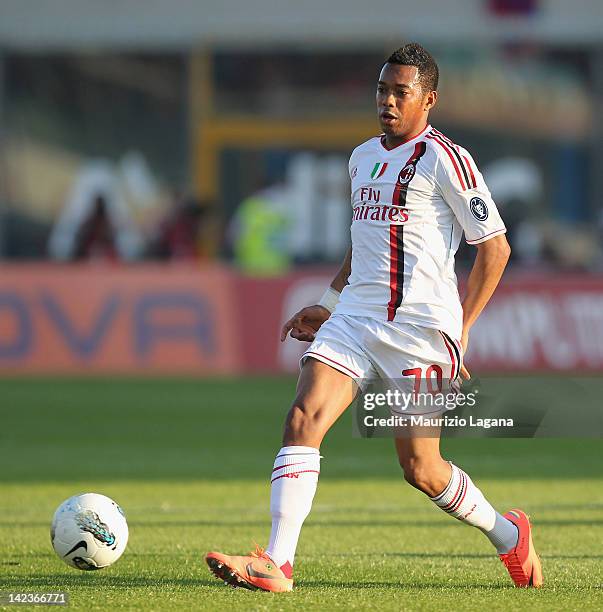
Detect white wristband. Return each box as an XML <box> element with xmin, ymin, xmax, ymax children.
<box><xmin>318</xmin><ymin>287</ymin><xmax>340</xmax><ymax>313</ymax></box>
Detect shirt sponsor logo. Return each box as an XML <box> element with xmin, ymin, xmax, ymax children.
<box><xmin>352</xmin><ymin>204</ymin><xmax>409</xmax><ymax>223</ymax></box>
<box><xmin>470</xmin><ymin>197</ymin><xmax>488</xmax><ymax>221</ymax></box>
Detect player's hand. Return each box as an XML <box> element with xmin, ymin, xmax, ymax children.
<box><xmin>280</xmin><ymin>305</ymin><xmax>331</xmax><ymax>343</ymax></box>
<box><xmin>459</xmin><ymin>330</ymin><xmax>470</xmax><ymax>380</ymax></box>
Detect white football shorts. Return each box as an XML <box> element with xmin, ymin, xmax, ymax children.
<box><xmin>300</xmin><ymin>313</ymin><xmax>463</xmax><ymax>416</ymax></box>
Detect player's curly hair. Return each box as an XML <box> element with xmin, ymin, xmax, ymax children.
<box><xmin>386</xmin><ymin>43</ymin><xmax>439</xmax><ymax>93</ymax></box>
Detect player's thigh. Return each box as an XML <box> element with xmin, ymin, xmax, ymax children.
<box><xmin>286</xmin><ymin>314</ymin><xmax>375</xmax><ymax>444</ymax></box>
<box><xmin>367</xmin><ymin>322</ymin><xmax>458</xmax><ymax>386</ymax></box>
<box><xmin>289</xmin><ymin>357</ymin><xmax>358</xmax><ymax>432</ymax></box>
<box><xmin>366</xmin><ymin>322</ymin><xmax>448</xmax><ymax>457</ymax></box>
<box><xmin>292</xmin><ymin>313</ymin><xmax>374</xmax><ymax>427</ymax></box>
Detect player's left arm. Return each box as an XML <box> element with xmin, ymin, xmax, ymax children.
<box><xmin>460</xmin><ymin>234</ymin><xmax>511</xmax><ymax>379</ymax></box>
<box><xmin>436</xmin><ymin>145</ymin><xmax>510</xmax><ymax>378</ymax></box>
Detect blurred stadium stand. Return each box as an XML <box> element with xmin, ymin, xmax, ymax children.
<box><xmin>0</xmin><ymin>1</ymin><xmax>602</xmax><ymax>374</ymax></box>
<box><xmin>0</xmin><ymin>0</ymin><xmax>601</xmax><ymax>268</ymax></box>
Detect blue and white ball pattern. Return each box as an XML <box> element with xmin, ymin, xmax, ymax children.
<box><xmin>51</xmin><ymin>493</ymin><xmax>128</xmax><ymax>570</ymax></box>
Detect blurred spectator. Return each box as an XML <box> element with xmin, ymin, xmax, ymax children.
<box><xmin>48</xmin><ymin>160</ymin><xmax>143</xmax><ymax>261</ymax></box>
<box><xmin>542</xmin><ymin>222</ymin><xmax>600</xmax><ymax>271</ymax></box>
<box><xmin>74</xmin><ymin>195</ymin><xmax>116</xmax><ymax>261</ymax></box>
<box><xmin>228</xmin><ymin>185</ymin><xmax>290</xmax><ymax>276</ymax></box>
<box><xmin>513</xmin><ymin>219</ymin><xmax>544</xmax><ymax>266</ymax></box>
<box><xmin>483</xmin><ymin>157</ymin><xmax>544</xmax><ymax>265</ymax></box>
<box><xmin>152</xmin><ymin>194</ymin><xmax>219</xmax><ymax>261</ymax></box>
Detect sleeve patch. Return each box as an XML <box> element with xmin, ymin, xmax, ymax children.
<box><xmin>469</xmin><ymin>197</ymin><xmax>488</xmax><ymax>221</ymax></box>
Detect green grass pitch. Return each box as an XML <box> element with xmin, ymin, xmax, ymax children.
<box><xmin>1</xmin><ymin>377</ymin><xmax>602</xmax><ymax>610</ymax></box>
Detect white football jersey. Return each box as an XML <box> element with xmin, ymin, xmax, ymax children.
<box><xmin>335</xmin><ymin>124</ymin><xmax>506</xmax><ymax>340</ymax></box>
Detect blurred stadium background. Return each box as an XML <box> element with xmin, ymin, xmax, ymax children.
<box><xmin>1</xmin><ymin>2</ymin><xmax>603</xmax><ymax>609</ymax></box>
<box><xmin>0</xmin><ymin>0</ymin><xmax>602</xmax><ymax>377</ymax></box>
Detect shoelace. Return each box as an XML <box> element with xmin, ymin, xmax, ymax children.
<box><xmin>250</xmin><ymin>543</ymin><xmax>268</xmax><ymax>559</ymax></box>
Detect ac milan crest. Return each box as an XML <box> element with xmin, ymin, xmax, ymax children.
<box><xmin>398</xmin><ymin>163</ymin><xmax>416</xmax><ymax>185</ymax></box>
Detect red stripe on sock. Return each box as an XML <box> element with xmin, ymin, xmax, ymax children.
<box><xmin>272</xmin><ymin>462</ymin><xmax>305</xmax><ymax>473</ymax></box>
<box><xmin>448</xmin><ymin>473</ymin><xmax>468</xmax><ymax>513</ymax></box>
<box><xmin>270</xmin><ymin>469</ymin><xmax>320</xmax><ymax>484</ymax></box>
<box><xmin>442</xmin><ymin>472</ymin><xmax>464</xmax><ymax>511</ymax></box>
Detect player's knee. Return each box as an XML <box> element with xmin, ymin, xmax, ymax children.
<box><xmin>400</xmin><ymin>458</ymin><xmax>438</xmax><ymax>493</ymax></box>
<box><xmin>284</xmin><ymin>400</ymin><xmax>324</xmax><ymax>443</ymax></box>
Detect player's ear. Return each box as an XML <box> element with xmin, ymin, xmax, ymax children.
<box><xmin>424</xmin><ymin>90</ymin><xmax>437</xmax><ymax>111</ymax></box>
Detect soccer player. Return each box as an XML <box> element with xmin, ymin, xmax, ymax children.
<box><xmin>206</xmin><ymin>43</ymin><xmax>542</xmax><ymax>592</ymax></box>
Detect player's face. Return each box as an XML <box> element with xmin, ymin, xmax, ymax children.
<box><xmin>376</xmin><ymin>64</ymin><xmax>436</xmax><ymax>140</ymax></box>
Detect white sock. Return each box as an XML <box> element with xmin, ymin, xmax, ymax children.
<box><xmin>430</xmin><ymin>463</ymin><xmax>518</xmax><ymax>554</ymax></box>
<box><xmin>265</xmin><ymin>446</ymin><xmax>321</xmax><ymax>575</ymax></box>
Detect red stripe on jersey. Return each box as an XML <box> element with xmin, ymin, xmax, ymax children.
<box><xmin>432</xmin><ymin>128</ymin><xmax>464</xmax><ymax>157</ymax></box>
<box><xmin>303</xmin><ymin>351</ymin><xmax>361</xmax><ymax>378</ymax></box>
<box><xmin>386</xmin><ymin>142</ymin><xmax>427</xmax><ymax>321</ymax></box>
<box><xmin>431</xmin><ymin>128</ymin><xmax>456</xmax><ymax>147</ymax></box>
<box><xmin>387</xmin><ymin>225</ymin><xmax>404</xmax><ymax>321</ymax></box>
<box><xmin>465</xmin><ymin>227</ymin><xmax>506</xmax><ymax>244</ymax></box>
<box><xmin>451</xmin><ymin>337</ymin><xmax>463</xmax><ymax>378</ymax></box>
<box><xmin>463</xmin><ymin>155</ymin><xmax>477</xmax><ymax>188</ymax></box>
<box><xmin>431</xmin><ymin>129</ymin><xmax>474</xmax><ymax>190</ymax></box>
<box><xmin>439</xmin><ymin>331</ymin><xmax>457</xmax><ymax>380</ymax></box>
<box><xmin>442</xmin><ymin>331</ymin><xmax>462</xmax><ymax>380</ymax></box>
<box><xmin>427</xmin><ymin>134</ymin><xmax>467</xmax><ymax>190</ymax></box>
<box><xmin>376</xmin><ymin>162</ymin><xmax>388</xmax><ymax>178</ymax></box>
<box><xmin>392</xmin><ymin>141</ymin><xmax>426</xmax><ymax>207</ymax></box>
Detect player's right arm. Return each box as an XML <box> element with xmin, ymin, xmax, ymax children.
<box><xmin>329</xmin><ymin>246</ymin><xmax>353</xmax><ymax>293</ymax></box>
<box><xmin>280</xmin><ymin>247</ymin><xmax>351</xmax><ymax>342</ymax></box>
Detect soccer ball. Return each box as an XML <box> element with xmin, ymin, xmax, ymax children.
<box><xmin>51</xmin><ymin>493</ymin><xmax>128</xmax><ymax>570</ymax></box>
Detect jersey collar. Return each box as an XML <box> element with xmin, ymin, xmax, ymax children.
<box><xmin>380</xmin><ymin>124</ymin><xmax>432</xmax><ymax>152</ymax></box>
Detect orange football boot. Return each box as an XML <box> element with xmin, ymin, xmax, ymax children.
<box><xmin>206</xmin><ymin>545</ymin><xmax>293</xmax><ymax>592</ymax></box>
<box><xmin>499</xmin><ymin>509</ymin><xmax>543</xmax><ymax>588</ymax></box>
